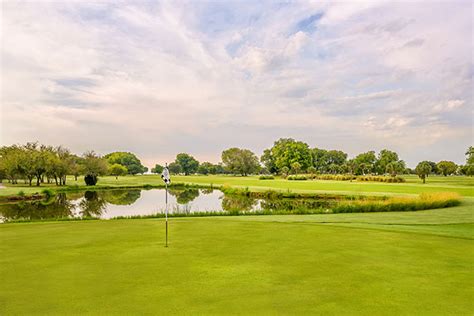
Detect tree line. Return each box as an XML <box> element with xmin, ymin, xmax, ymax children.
<box><xmin>1</xmin><ymin>140</ymin><xmax>472</xmax><ymax>186</ymax></box>
<box><xmin>151</xmin><ymin>139</ymin><xmax>473</xmax><ymax>180</ymax></box>
<box><xmin>0</xmin><ymin>143</ymin><xmax>148</xmax><ymax>186</ymax></box>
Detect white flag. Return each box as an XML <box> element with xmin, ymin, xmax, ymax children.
<box><xmin>161</xmin><ymin>166</ymin><xmax>171</xmax><ymax>184</ymax></box>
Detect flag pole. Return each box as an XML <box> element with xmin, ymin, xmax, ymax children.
<box><xmin>165</xmin><ymin>180</ymin><xmax>168</xmax><ymax>248</ymax></box>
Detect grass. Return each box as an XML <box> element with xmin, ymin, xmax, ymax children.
<box><xmin>1</xmin><ymin>176</ymin><xmax>473</xmax><ymax>314</ymax></box>
<box><xmin>1</xmin><ymin>205</ymin><xmax>473</xmax><ymax>315</ymax></box>
<box><xmin>1</xmin><ymin>174</ymin><xmax>473</xmax><ymax>198</ymax></box>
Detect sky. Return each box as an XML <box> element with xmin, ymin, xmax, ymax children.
<box><xmin>1</xmin><ymin>0</ymin><xmax>472</xmax><ymax>168</ymax></box>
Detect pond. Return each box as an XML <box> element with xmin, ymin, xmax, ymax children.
<box><xmin>0</xmin><ymin>188</ymin><xmax>340</xmax><ymax>222</ymax></box>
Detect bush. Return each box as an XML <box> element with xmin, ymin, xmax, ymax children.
<box><xmin>84</xmin><ymin>174</ymin><xmax>98</xmax><ymax>186</ymax></box>
<box><xmin>356</xmin><ymin>175</ymin><xmax>405</xmax><ymax>183</ymax></box>
<box><xmin>259</xmin><ymin>175</ymin><xmax>275</xmax><ymax>180</ymax></box>
<box><xmin>315</xmin><ymin>174</ymin><xmax>356</xmax><ymax>181</ymax></box>
<box><xmin>287</xmin><ymin>175</ymin><xmax>307</xmax><ymax>181</ymax></box>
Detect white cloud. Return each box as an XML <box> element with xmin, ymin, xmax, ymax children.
<box><xmin>0</xmin><ymin>1</ymin><xmax>472</xmax><ymax>166</ymax></box>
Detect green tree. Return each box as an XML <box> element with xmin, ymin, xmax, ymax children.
<box><xmin>151</xmin><ymin>164</ymin><xmax>164</xmax><ymax>174</ymax></box>
<box><xmin>168</xmin><ymin>162</ymin><xmax>182</xmax><ymax>174</ymax></box>
<box><xmin>376</xmin><ymin>149</ymin><xmax>400</xmax><ymax>175</ymax></box>
<box><xmin>415</xmin><ymin>161</ymin><xmax>432</xmax><ymax>184</ymax></box>
<box><xmin>281</xmin><ymin>166</ymin><xmax>290</xmax><ymax>177</ymax></box>
<box><xmin>175</xmin><ymin>153</ymin><xmax>199</xmax><ymax>175</ymax></box>
<box><xmin>222</xmin><ymin>148</ymin><xmax>260</xmax><ymax>176</ymax></box>
<box><xmin>264</xmin><ymin>138</ymin><xmax>312</xmax><ymax>174</ymax></box>
<box><xmin>104</xmin><ymin>152</ymin><xmax>147</xmax><ymax>175</ymax></box>
<box><xmin>307</xmin><ymin>166</ymin><xmax>317</xmax><ymax>177</ymax></box>
<box><xmin>436</xmin><ymin>161</ymin><xmax>457</xmax><ymax>176</ymax></box>
<box><xmin>466</xmin><ymin>146</ymin><xmax>474</xmax><ymax>165</ymax></box>
<box><xmin>311</xmin><ymin>148</ymin><xmax>329</xmax><ymax>173</ymax></box>
<box><xmin>82</xmin><ymin>151</ymin><xmax>108</xmax><ymax>185</ymax></box>
<box><xmin>354</xmin><ymin>151</ymin><xmax>376</xmax><ymax>175</ymax></box>
<box><xmin>198</xmin><ymin>162</ymin><xmax>214</xmax><ymax>175</ymax></box>
<box><xmin>260</xmin><ymin>148</ymin><xmax>277</xmax><ymax>174</ymax></box>
<box><xmin>291</xmin><ymin>161</ymin><xmax>302</xmax><ymax>175</ymax></box>
<box><xmin>109</xmin><ymin>163</ymin><xmax>128</xmax><ymax>179</ymax></box>
<box><xmin>385</xmin><ymin>161</ymin><xmax>406</xmax><ymax>177</ymax></box>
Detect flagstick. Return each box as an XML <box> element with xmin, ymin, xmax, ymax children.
<box><xmin>165</xmin><ymin>181</ymin><xmax>168</xmax><ymax>248</ymax></box>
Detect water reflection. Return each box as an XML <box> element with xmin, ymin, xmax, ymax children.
<box><xmin>0</xmin><ymin>188</ymin><xmax>342</xmax><ymax>222</ymax></box>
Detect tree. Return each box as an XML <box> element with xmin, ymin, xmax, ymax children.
<box><xmin>311</xmin><ymin>148</ymin><xmax>329</xmax><ymax>173</ymax></box>
<box><xmin>385</xmin><ymin>161</ymin><xmax>405</xmax><ymax>177</ymax></box>
<box><xmin>281</xmin><ymin>166</ymin><xmax>290</xmax><ymax>177</ymax></box>
<box><xmin>353</xmin><ymin>151</ymin><xmax>376</xmax><ymax>175</ymax></box>
<box><xmin>263</xmin><ymin>138</ymin><xmax>312</xmax><ymax>174</ymax></box>
<box><xmin>326</xmin><ymin>150</ymin><xmax>347</xmax><ymax>166</ymax></box>
<box><xmin>222</xmin><ymin>148</ymin><xmax>260</xmax><ymax>176</ymax></box>
<box><xmin>82</xmin><ymin>151</ymin><xmax>108</xmax><ymax>185</ymax></box>
<box><xmin>426</xmin><ymin>161</ymin><xmax>438</xmax><ymax>174</ymax></box>
<box><xmin>104</xmin><ymin>152</ymin><xmax>147</xmax><ymax>175</ymax></box>
<box><xmin>168</xmin><ymin>162</ymin><xmax>182</xmax><ymax>174</ymax></box>
<box><xmin>415</xmin><ymin>161</ymin><xmax>432</xmax><ymax>184</ymax></box>
<box><xmin>375</xmin><ymin>149</ymin><xmax>399</xmax><ymax>175</ymax></box>
<box><xmin>260</xmin><ymin>149</ymin><xmax>277</xmax><ymax>174</ymax></box>
<box><xmin>109</xmin><ymin>163</ymin><xmax>128</xmax><ymax>179</ymax></box>
<box><xmin>466</xmin><ymin>146</ymin><xmax>474</xmax><ymax>165</ymax></box>
<box><xmin>151</xmin><ymin>164</ymin><xmax>164</xmax><ymax>174</ymax></box>
<box><xmin>175</xmin><ymin>153</ymin><xmax>199</xmax><ymax>175</ymax></box>
<box><xmin>307</xmin><ymin>166</ymin><xmax>317</xmax><ymax>177</ymax></box>
<box><xmin>291</xmin><ymin>162</ymin><xmax>302</xmax><ymax>175</ymax></box>
<box><xmin>436</xmin><ymin>161</ymin><xmax>457</xmax><ymax>176</ymax></box>
<box><xmin>198</xmin><ymin>162</ymin><xmax>213</xmax><ymax>175</ymax></box>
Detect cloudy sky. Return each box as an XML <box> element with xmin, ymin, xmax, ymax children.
<box><xmin>1</xmin><ymin>0</ymin><xmax>472</xmax><ymax>167</ymax></box>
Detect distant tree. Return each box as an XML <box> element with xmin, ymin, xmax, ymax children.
<box><xmin>104</xmin><ymin>152</ymin><xmax>147</xmax><ymax>175</ymax></box>
<box><xmin>311</xmin><ymin>148</ymin><xmax>329</xmax><ymax>173</ymax></box>
<box><xmin>307</xmin><ymin>166</ymin><xmax>317</xmax><ymax>177</ymax></box>
<box><xmin>264</xmin><ymin>138</ymin><xmax>312</xmax><ymax>173</ymax></box>
<box><xmin>385</xmin><ymin>161</ymin><xmax>406</xmax><ymax>177</ymax></box>
<box><xmin>291</xmin><ymin>161</ymin><xmax>302</xmax><ymax>175</ymax></box>
<box><xmin>82</xmin><ymin>151</ymin><xmax>108</xmax><ymax>185</ymax></box>
<box><xmin>354</xmin><ymin>151</ymin><xmax>376</xmax><ymax>175</ymax></box>
<box><xmin>222</xmin><ymin>148</ymin><xmax>260</xmax><ymax>176</ymax></box>
<box><xmin>426</xmin><ymin>161</ymin><xmax>439</xmax><ymax>174</ymax></box>
<box><xmin>198</xmin><ymin>162</ymin><xmax>214</xmax><ymax>175</ymax></box>
<box><xmin>466</xmin><ymin>146</ymin><xmax>474</xmax><ymax>165</ymax></box>
<box><xmin>436</xmin><ymin>161</ymin><xmax>457</xmax><ymax>176</ymax></box>
<box><xmin>175</xmin><ymin>153</ymin><xmax>199</xmax><ymax>175</ymax></box>
<box><xmin>209</xmin><ymin>163</ymin><xmax>225</xmax><ymax>175</ymax></box>
<box><xmin>375</xmin><ymin>149</ymin><xmax>399</xmax><ymax>175</ymax></box>
<box><xmin>168</xmin><ymin>162</ymin><xmax>182</xmax><ymax>175</ymax></box>
<box><xmin>260</xmin><ymin>148</ymin><xmax>277</xmax><ymax>174</ymax></box>
<box><xmin>109</xmin><ymin>163</ymin><xmax>128</xmax><ymax>179</ymax></box>
<box><xmin>151</xmin><ymin>164</ymin><xmax>164</xmax><ymax>174</ymax></box>
<box><xmin>281</xmin><ymin>166</ymin><xmax>290</xmax><ymax>177</ymax></box>
<box><xmin>325</xmin><ymin>150</ymin><xmax>347</xmax><ymax>167</ymax></box>
<box><xmin>415</xmin><ymin>161</ymin><xmax>432</xmax><ymax>184</ymax></box>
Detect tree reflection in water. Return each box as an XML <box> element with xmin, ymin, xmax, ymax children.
<box><xmin>168</xmin><ymin>188</ymin><xmax>200</xmax><ymax>214</ymax></box>
<box><xmin>0</xmin><ymin>193</ymin><xmax>75</xmax><ymax>221</ymax></box>
<box><xmin>102</xmin><ymin>189</ymin><xmax>141</xmax><ymax>205</ymax></box>
<box><xmin>78</xmin><ymin>191</ymin><xmax>107</xmax><ymax>218</ymax></box>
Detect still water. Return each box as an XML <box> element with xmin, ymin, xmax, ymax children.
<box><xmin>0</xmin><ymin>188</ymin><xmax>337</xmax><ymax>222</ymax></box>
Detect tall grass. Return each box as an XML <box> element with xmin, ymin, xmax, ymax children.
<box><xmin>333</xmin><ymin>192</ymin><xmax>460</xmax><ymax>213</ymax></box>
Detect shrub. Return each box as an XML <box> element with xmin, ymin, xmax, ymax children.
<box><xmin>259</xmin><ymin>175</ymin><xmax>275</xmax><ymax>180</ymax></box>
<box><xmin>356</xmin><ymin>175</ymin><xmax>405</xmax><ymax>183</ymax></box>
<box><xmin>18</xmin><ymin>190</ymin><xmax>25</xmax><ymax>197</ymax></box>
<box><xmin>287</xmin><ymin>175</ymin><xmax>307</xmax><ymax>181</ymax></box>
<box><xmin>84</xmin><ymin>174</ymin><xmax>98</xmax><ymax>186</ymax></box>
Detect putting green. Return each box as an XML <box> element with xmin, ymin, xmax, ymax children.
<box><xmin>1</xmin><ymin>207</ymin><xmax>473</xmax><ymax>315</ymax></box>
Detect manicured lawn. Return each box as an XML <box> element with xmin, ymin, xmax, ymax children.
<box><xmin>1</xmin><ymin>208</ymin><xmax>473</xmax><ymax>315</ymax></box>
<box><xmin>1</xmin><ymin>174</ymin><xmax>473</xmax><ymax>197</ymax></box>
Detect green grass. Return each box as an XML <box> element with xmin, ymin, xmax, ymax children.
<box><xmin>1</xmin><ymin>176</ymin><xmax>473</xmax><ymax>314</ymax></box>
<box><xmin>1</xmin><ymin>174</ymin><xmax>473</xmax><ymax>198</ymax></box>
<box><xmin>1</xmin><ymin>204</ymin><xmax>473</xmax><ymax>315</ymax></box>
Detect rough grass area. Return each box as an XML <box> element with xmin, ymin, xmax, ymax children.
<box><xmin>1</xmin><ymin>205</ymin><xmax>473</xmax><ymax>315</ymax></box>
